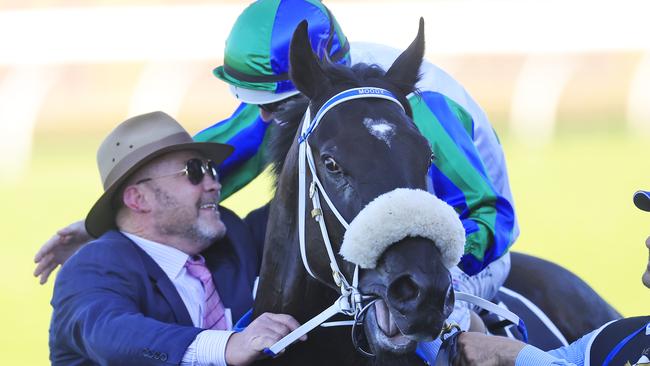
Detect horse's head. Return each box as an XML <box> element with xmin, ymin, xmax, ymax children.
<box><xmin>285</xmin><ymin>19</ymin><xmax>464</xmax><ymax>358</ymax></box>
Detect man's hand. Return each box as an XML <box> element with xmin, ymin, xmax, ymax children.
<box><xmin>33</xmin><ymin>220</ymin><xmax>93</xmax><ymax>284</ymax></box>
<box><xmin>454</xmin><ymin>332</ymin><xmax>525</xmax><ymax>366</ymax></box>
<box><xmin>225</xmin><ymin>312</ymin><xmax>306</xmax><ymax>366</ymax></box>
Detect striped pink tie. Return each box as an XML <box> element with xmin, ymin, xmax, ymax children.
<box><xmin>185</xmin><ymin>255</ymin><xmax>228</xmax><ymax>330</ymax></box>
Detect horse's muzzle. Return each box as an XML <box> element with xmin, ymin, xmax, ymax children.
<box><xmin>359</xmin><ymin>237</ymin><xmax>454</xmax><ymax>354</ymax></box>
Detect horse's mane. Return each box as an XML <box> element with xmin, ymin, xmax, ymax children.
<box><xmin>267</xmin><ymin>94</ymin><xmax>308</xmax><ymax>183</ymax></box>
<box><xmin>267</xmin><ymin>61</ymin><xmax>420</xmax><ymax>183</ymax></box>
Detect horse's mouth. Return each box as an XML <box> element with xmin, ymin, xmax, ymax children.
<box><xmin>364</xmin><ymin>299</ymin><xmax>416</xmax><ymax>355</ymax></box>
<box><xmin>374</xmin><ymin>299</ymin><xmax>400</xmax><ymax>337</ymax></box>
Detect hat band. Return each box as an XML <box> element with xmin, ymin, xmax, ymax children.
<box><xmin>222</xmin><ymin>40</ymin><xmax>350</xmax><ymax>84</ymax></box>
<box><xmin>103</xmin><ymin>131</ymin><xmax>192</xmax><ymax>190</ymax></box>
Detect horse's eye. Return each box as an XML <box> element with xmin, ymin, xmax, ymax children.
<box><xmin>429</xmin><ymin>152</ymin><xmax>436</xmax><ymax>165</ymax></box>
<box><xmin>323</xmin><ymin>156</ymin><xmax>341</xmax><ymax>173</ymax></box>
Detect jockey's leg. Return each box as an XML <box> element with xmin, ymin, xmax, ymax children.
<box><xmin>453</xmin><ymin>251</ymin><xmax>512</xmax><ymax>305</ymax></box>
<box><xmin>468</xmin><ymin>311</ymin><xmax>487</xmax><ymax>333</ymax></box>
<box><xmin>441</xmin><ymin>251</ymin><xmax>512</xmax><ymax>331</ymax></box>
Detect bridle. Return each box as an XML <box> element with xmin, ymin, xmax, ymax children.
<box><xmin>297</xmin><ymin>87</ymin><xmax>406</xmax><ymax>293</ymax></box>
<box><xmin>264</xmin><ymin>87</ymin><xmax>528</xmax><ymax>357</ymax></box>
<box><xmin>266</xmin><ymin>87</ymin><xmax>406</xmax><ymax>357</ymax></box>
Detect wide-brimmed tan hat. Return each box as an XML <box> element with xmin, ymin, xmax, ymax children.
<box><xmin>85</xmin><ymin>111</ymin><xmax>233</xmax><ymax>237</ymax></box>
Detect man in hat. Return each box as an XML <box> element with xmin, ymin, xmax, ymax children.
<box><xmin>49</xmin><ymin>111</ymin><xmax>303</xmax><ymax>365</ymax></box>
<box><xmin>447</xmin><ymin>190</ymin><xmax>650</xmax><ymax>366</ymax></box>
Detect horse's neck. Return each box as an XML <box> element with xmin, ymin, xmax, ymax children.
<box><xmin>254</xmin><ymin>189</ymin><xmax>338</xmax><ymax>320</ymax></box>
<box><xmin>255</xmin><ymin>119</ymin><xmax>336</xmax><ymax>317</ymax></box>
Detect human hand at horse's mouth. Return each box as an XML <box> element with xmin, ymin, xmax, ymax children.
<box><xmin>225</xmin><ymin>312</ymin><xmax>306</xmax><ymax>365</ymax></box>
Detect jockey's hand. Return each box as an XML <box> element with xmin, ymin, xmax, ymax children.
<box><xmin>454</xmin><ymin>332</ymin><xmax>525</xmax><ymax>366</ymax></box>
<box><xmin>225</xmin><ymin>312</ymin><xmax>306</xmax><ymax>366</ymax></box>
<box><xmin>33</xmin><ymin>220</ymin><xmax>92</xmax><ymax>285</ymax></box>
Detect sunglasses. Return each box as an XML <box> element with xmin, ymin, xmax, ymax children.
<box><xmin>136</xmin><ymin>158</ymin><xmax>219</xmax><ymax>186</ymax></box>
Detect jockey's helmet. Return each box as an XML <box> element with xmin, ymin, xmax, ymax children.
<box><xmin>213</xmin><ymin>0</ymin><xmax>350</xmax><ymax>105</ymax></box>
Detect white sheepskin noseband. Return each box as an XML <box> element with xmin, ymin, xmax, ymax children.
<box><xmin>339</xmin><ymin>188</ymin><xmax>465</xmax><ymax>269</ymax></box>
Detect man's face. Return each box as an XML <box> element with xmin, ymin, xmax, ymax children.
<box><xmin>141</xmin><ymin>151</ymin><xmax>226</xmax><ymax>253</ymax></box>
<box><xmin>642</xmin><ymin>237</ymin><xmax>650</xmax><ymax>288</ymax></box>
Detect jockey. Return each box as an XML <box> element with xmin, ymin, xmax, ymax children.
<box><xmin>33</xmin><ymin>0</ymin><xmax>519</xmax><ymax>360</ymax></box>
<box><xmin>451</xmin><ymin>190</ymin><xmax>650</xmax><ymax>366</ymax></box>
<box><xmin>196</xmin><ymin>0</ymin><xmax>518</xmax><ymax>334</ymax></box>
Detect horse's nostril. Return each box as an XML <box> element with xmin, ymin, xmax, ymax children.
<box><xmin>388</xmin><ymin>275</ymin><xmax>420</xmax><ymax>303</ymax></box>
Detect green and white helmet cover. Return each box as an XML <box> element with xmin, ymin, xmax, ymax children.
<box><xmin>213</xmin><ymin>0</ymin><xmax>350</xmax><ymax>104</ymax></box>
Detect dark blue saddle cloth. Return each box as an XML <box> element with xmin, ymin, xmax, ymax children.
<box><xmin>481</xmin><ymin>287</ymin><xmax>568</xmax><ymax>351</ymax></box>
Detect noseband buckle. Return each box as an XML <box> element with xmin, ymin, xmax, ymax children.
<box><xmin>439</xmin><ymin>322</ymin><xmax>461</xmax><ymax>340</ymax></box>
<box><xmin>311</xmin><ymin>208</ymin><xmax>323</xmax><ymax>219</ymax></box>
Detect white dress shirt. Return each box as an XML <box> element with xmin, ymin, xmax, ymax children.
<box><xmin>123</xmin><ymin>232</ymin><xmax>234</xmax><ymax>366</ymax></box>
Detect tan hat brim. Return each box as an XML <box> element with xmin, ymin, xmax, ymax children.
<box><xmin>85</xmin><ymin>141</ymin><xmax>233</xmax><ymax>238</ymax></box>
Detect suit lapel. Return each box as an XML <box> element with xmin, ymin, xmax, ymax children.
<box><xmin>126</xmin><ymin>236</ymin><xmax>194</xmax><ymax>326</ymax></box>
<box><xmin>152</xmin><ymin>274</ymin><xmax>194</xmax><ymax>326</ymax></box>
<box><xmin>211</xmin><ymin>252</ymin><xmax>236</xmax><ymax>308</ymax></box>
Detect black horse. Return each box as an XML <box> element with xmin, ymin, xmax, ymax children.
<box><xmin>251</xmin><ymin>19</ymin><xmax>619</xmax><ymax>365</ymax></box>
<box><xmin>254</xmin><ymin>19</ymin><xmax>454</xmax><ymax>366</ymax></box>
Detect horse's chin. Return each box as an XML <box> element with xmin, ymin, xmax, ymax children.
<box><xmin>364</xmin><ymin>300</ymin><xmax>421</xmax><ymax>355</ymax></box>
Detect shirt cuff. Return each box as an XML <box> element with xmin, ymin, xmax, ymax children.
<box><xmin>183</xmin><ymin>330</ymin><xmax>235</xmax><ymax>366</ymax></box>
<box><xmin>516</xmin><ymin>344</ymin><xmax>574</xmax><ymax>366</ymax></box>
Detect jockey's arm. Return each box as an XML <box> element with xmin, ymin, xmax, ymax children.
<box><xmin>33</xmin><ymin>220</ymin><xmax>93</xmax><ymax>284</ymax></box>
<box><xmin>194</xmin><ymin>103</ymin><xmax>272</xmax><ymax>200</ymax></box>
<box><xmin>409</xmin><ymin>93</ymin><xmax>516</xmax><ymax>276</ymax></box>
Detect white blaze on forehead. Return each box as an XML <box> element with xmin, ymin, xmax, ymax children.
<box><xmin>363</xmin><ymin>118</ymin><xmax>395</xmax><ymax>147</ymax></box>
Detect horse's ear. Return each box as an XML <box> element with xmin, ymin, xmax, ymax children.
<box><xmin>385</xmin><ymin>18</ymin><xmax>425</xmax><ymax>95</ymax></box>
<box><xmin>289</xmin><ymin>20</ymin><xmax>329</xmax><ymax>100</ymax></box>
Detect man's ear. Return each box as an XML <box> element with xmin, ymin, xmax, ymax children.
<box><xmin>122</xmin><ymin>185</ymin><xmax>152</xmax><ymax>213</ymax></box>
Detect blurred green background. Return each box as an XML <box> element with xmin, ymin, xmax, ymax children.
<box><xmin>2</xmin><ymin>0</ymin><xmax>650</xmax><ymax>364</ymax></box>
